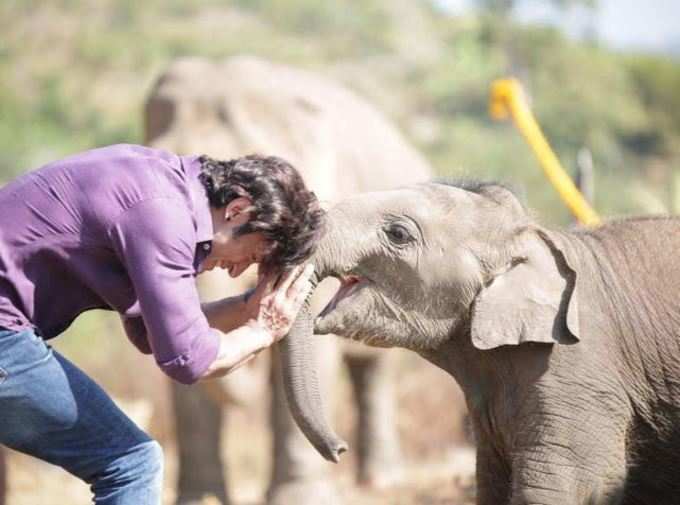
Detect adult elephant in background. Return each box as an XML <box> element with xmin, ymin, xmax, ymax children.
<box><xmin>294</xmin><ymin>181</ymin><xmax>680</xmax><ymax>504</ymax></box>
<box><xmin>144</xmin><ymin>55</ymin><xmax>432</xmax><ymax>505</ymax></box>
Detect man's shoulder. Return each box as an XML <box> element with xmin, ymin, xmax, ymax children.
<box><xmin>49</xmin><ymin>144</ymin><xmax>195</xmax><ymax>229</ymax></box>
<box><xmin>75</xmin><ymin>144</ymin><xmax>190</xmax><ymax>206</ymax></box>
<box><xmin>62</xmin><ymin>143</ymin><xmax>180</xmax><ymax>173</ymax></box>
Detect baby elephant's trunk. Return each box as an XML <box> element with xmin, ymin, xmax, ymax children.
<box><xmin>275</xmin><ymin>273</ymin><xmax>348</xmax><ymax>462</ymax></box>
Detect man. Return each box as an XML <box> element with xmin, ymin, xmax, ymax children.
<box><xmin>0</xmin><ymin>144</ymin><xmax>324</xmax><ymax>503</ymax></box>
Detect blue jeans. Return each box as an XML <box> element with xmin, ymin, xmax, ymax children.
<box><xmin>0</xmin><ymin>329</ymin><xmax>163</xmax><ymax>504</ymax></box>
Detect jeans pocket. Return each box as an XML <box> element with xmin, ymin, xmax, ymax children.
<box><xmin>0</xmin><ymin>366</ymin><xmax>7</xmax><ymax>384</ymax></box>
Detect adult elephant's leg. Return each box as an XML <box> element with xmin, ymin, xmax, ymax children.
<box><xmin>172</xmin><ymin>383</ymin><xmax>229</xmax><ymax>505</ymax></box>
<box><xmin>267</xmin><ymin>335</ymin><xmax>341</xmax><ymax>505</ymax></box>
<box><xmin>0</xmin><ymin>446</ymin><xmax>6</xmax><ymax>505</ymax></box>
<box><xmin>344</xmin><ymin>348</ymin><xmax>403</xmax><ymax>488</ymax></box>
<box><xmin>173</xmin><ymin>269</ymin><xmax>256</xmax><ymax>505</ymax></box>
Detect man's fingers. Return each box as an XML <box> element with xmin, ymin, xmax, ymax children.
<box><xmin>285</xmin><ymin>264</ymin><xmax>315</xmax><ymax>299</ymax></box>
<box><xmin>255</xmin><ymin>271</ymin><xmax>278</xmax><ymax>298</ymax></box>
<box><xmin>292</xmin><ymin>273</ymin><xmax>314</xmax><ymax>307</ymax></box>
<box><xmin>274</xmin><ymin>264</ymin><xmax>304</xmax><ymax>294</ymax></box>
<box><xmin>280</xmin><ymin>277</ymin><xmax>314</xmax><ymax>329</ymax></box>
<box><xmin>276</xmin><ymin>272</ymin><xmax>312</xmax><ymax>312</ymax></box>
<box><xmin>256</xmin><ymin>265</ymin><xmax>315</xmax><ymax>341</ymax></box>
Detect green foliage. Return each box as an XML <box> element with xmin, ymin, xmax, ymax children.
<box><xmin>233</xmin><ymin>0</ymin><xmax>393</xmax><ymax>56</ymax></box>
<box><xmin>475</xmin><ymin>0</ymin><xmax>596</xmax><ymax>15</ymax></box>
<box><xmin>512</xmin><ymin>27</ymin><xmax>649</xmax><ymax>167</ymax></box>
<box><xmin>412</xmin><ymin>16</ymin><xmax>677</xmax><ymax>221</ymax></box>
<box><xmin>0</xmin><ymin>0</ymin><xmax>677</xmax><ymax>212</ymax></box>
<box><xmin>624</xmin><ymin>54</ymin><xmax>680</xmax><ymax>156</ymax></box>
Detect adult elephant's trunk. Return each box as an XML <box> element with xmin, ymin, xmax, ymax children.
<box><xmin>275</xmin><ymin>271</ymin><xmax>348</xmax><ymax>463</ymax></box>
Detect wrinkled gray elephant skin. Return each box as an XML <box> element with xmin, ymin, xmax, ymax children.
<box><xmin>290</xmin><ymin>180</ymin><xmax>680</xmax><ymax>505</ymax></box>
<box><xmin>277</xmin><ymin>277</ymin><xmax>348</xmax><ymax>463</ymax></box>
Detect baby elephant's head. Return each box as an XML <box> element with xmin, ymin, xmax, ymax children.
<box><xmin>312</xmin><ymin>181</ymin><xmax>580</xmax><ymax>352</ymax></box>
<box><xmin>283</xmin><ymin>181</ymin><xmax>581</xmax><ymax>464</ymax></box>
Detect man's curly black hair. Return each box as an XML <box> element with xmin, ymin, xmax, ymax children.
<box><xmin>198</xmin><ymin>154</ymin><xmax>325</xmax><ymax>273</ymax></box>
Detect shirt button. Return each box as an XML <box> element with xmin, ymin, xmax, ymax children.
<box><xmin>202</xmin><ymin>243</ymin><xmax>211</xmax><ymax>251</ymax></box>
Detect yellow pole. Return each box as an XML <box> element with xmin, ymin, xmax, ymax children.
<box><xmin>489</xmin><ymin>78</ymin><xmax>601</xmax><ymax>226</ymax></box>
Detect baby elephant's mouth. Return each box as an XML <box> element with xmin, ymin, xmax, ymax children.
<box><xmin>315</xmin><ymin>272</ymin><xmax>389</xmax><ymax>346</ymax></box>
<box><xmin>318</xmin><ymin>274</ymin><xmax>368</xmax><ymax>319</ymax></box>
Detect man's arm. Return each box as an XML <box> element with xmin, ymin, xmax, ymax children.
<box><xmin>120</xmin><ymin>303</ymin><xmax>268</xmax><ymax>379</ymax></box>
<box><xmin>198</xmin><ymin>323</ymin><xmax>271</xmax><ymax>379</ymax></box>
<box><xmin>109</xmin><ymin>198</ymin><xmax>221</xmax><ymax>384</ymax></box>
<box><xmin>120</xmin><ymin>292</ymin><xmax>253</xmax><ymax>355</ymax></box>
<box><xmin>123</xmin><ymin>265</ymin><xmax>313</xmax><ymax>379</ymax></box>
<box><xmin>201</xmin><ymin>293</ymin><xmax>251</xmax><ymax>334</ymax></box>
<box><xmin>200</xmin><ymin>265</ymin><xmax>314</xmax><ymax>380</ymax></box>
<box><xmin>111</xmin><ymin>198</ymin><xmax>314</xmax><ymax>384</ymax></box>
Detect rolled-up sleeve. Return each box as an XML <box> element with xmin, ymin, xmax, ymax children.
<box><xmin>109</xmin><ymin>198</ymin><xmax>219</xmax><ymax>384</ymax></box>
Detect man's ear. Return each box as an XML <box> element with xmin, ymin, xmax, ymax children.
<box><xmin>224</xmin><ymin>195</ymin><xmax>254</xmax><ymax>222</ymax></box>
<box><xmin>470</xmin><ymin>230</ymin><xmax>580</xmax><ymax>350</ymax></box>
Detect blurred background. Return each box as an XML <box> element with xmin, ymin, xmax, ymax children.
<box><xmin>0</xmin><ymin>0</ymin><xmax>678</xmax><ymax>504</ymax></box>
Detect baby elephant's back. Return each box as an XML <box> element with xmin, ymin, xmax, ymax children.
<box><xmin>593</xmin><ymin>216</ymin><xmax>680</xmax><ymax>504</ymax></box>
<box><xmin>584</xmin><ymin>215</ymin><xmax>680</xmax><ymax>297</ymax></box>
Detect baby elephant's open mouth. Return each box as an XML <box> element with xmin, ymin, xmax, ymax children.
<box><xmin>318</xmin><ymin>274</ymin><xmax>369</xmax><ymax>319</ymax></box>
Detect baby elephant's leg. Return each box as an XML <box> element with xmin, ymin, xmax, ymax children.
<box><xmin>509</xmin><ymin>413</ymin><xmax>627</xmax><ymax>505</ymax></box>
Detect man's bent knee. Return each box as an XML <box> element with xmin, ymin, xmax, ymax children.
<box><xmin>90</xmin><ymin>440</ymin><xmax>164</xmax><ymax>504</ymax></box>
<box><xmin>133</xmin><ymin>440</ymin><xmax>164</xmax><ymax>481</ymax></box>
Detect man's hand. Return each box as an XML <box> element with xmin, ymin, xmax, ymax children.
<box><xmin>250</xmin><ymin>264</ymin><xmax>315</xmax><ymax>343</ymax></box>
<box><xmin>200</xmin><ymin>264</ymin><xmax>315</xmax><ymax>381</ymax></box>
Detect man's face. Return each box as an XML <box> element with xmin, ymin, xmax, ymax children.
<box><xmin>201</xmin><ymin>197</ymin><xmax>271</xmax><ymax>277</ymax></box>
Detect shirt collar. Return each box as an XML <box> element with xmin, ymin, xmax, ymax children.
<box><xmin>181</xmin><ymin>155</ymin><xmax>214</xmax><ymax>244</ymax></box>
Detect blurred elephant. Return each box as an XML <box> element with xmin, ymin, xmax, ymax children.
<box><xmin>144</xmin><ymin>55</ymin><xmax>432</xmax><ymax>505</ymax></box>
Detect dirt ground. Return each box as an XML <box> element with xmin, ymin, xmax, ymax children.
<box><xmin>4</xmin><ymin>336</ymin><xmax>475</xmax><ymax>505</ymax></box>
<box><xmin>6</xmin><ymin>447</ymin><xmax>476</xmax><ymax>505</ymax></box>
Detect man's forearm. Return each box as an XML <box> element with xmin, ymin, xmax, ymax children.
<box><xmin>198</xmin><ymin>264</ymin><xmax>314</xmax><ymax>381</ymax></box>
<box><xmin>201</xmin><ymin>292</ymin><xmax>253</xmax><ymax>333</ymax></box>
<box><xmin>200</xmin><ymin>323</ymin><xmax>272</xmax><ymax>380</ymax></box>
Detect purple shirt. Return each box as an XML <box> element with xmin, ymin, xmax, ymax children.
<box><xmin>0</xmin><ymin>144</ymin><xmax>220</xmax><ymax>384</ymax></box>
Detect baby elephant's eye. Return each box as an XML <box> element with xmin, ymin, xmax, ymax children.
<box><xmin>384</xmin><ymin>223</ymin><xmax>413</xmax><ymax>246</ymax></box>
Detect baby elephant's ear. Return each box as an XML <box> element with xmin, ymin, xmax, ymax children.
<box><xmin>470</xmin><ymin>230</ymin><xmax>580</xmax><ymax>350</ymax></box>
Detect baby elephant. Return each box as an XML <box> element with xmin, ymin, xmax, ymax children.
<box><xmin>283</xmin><ymin>181</ymin><xmax>680</xmax><ymax>505</ymax></box>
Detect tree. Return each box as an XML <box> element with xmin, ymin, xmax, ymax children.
<box><xmin>476</xmin><ymin>0</ymin><xmax>596</xmax><ymax>14</ymax></box>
